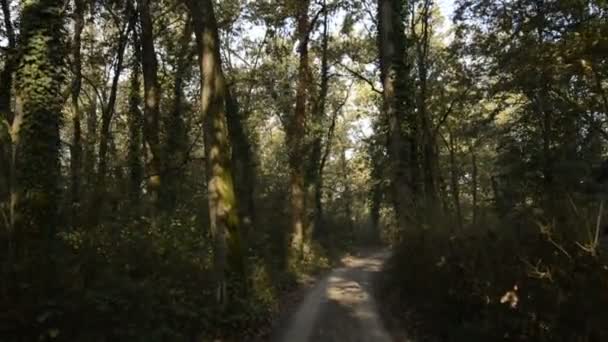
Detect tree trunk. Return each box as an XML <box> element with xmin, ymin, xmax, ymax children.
<box><xmin>187</xmin><ymin>0</ymin><xmax>245</xmax><ymax>305</ymax></box>
<box><xmin>490</xmin><ymin>175</ymin><xmax>501</xmax><ymax>213</ymax></box>
<box><xmin>415</xmin><ymin>0</ymin><xmax>439</xmax><ymax>219</ymax></box>
<box><xmin>310</xmin><ymin>0</ymin><xmax>330</xmax><ymax>240</ymax></box>
<box><xmin>0</xmin><ymin>0</ymin><xmax>15</xmax><ymax>124</ymax></box>
<box><xmin>315</xmin><ymin>88</ymin><xmax>348</xmax><ymax>243</ymax></box>
<box><xmin>84</xmin><ymin>97</ymin><xmax>97</xmax><ymax>192</ymax></box>
<box><xmin>12</xmin><ymin>0</ymin><xmax>66</xmax><ymax>257</ymax></box>
<box><xmin>378</xmin><ymin>0</ymin><xmax>415</xmax><ymax>232</ymax></box>
<box><xmin>127</xmin><ymin>38</ymin><xmax>144</xmax><ymax>215</ymax></box>
<box><xmin>70</xmin><ymin>0</ymin><xmax>85</xmax><ymax>229</ymax></box>
<box><xmin>138</xmin><ymin>0</ymin><xmax>162</xmax><ymax>213</ymax></box>
<box><xmin>287</xmin><ymin>0</ymin><xmax>312</xmax><ymax>260</ymax></box>
<box><xmin>341</xmin><ymin>145</ymin><xmax>354</xmax><ymax>234</ymax></box>
<box><xmin>315</xmin><ymin>98</ymin><xmax>342</xmax><ymax>243</ymax></box>
<box><xmin>448</xmin><ymin>132</ymin><xmax>463</xmax><ymax>230</ymax></box>
<box><xmin>368</xmin><ymin>134</ymin><xmax>385</xmax><ymax>242</ymax></box>
<box><xmin>225</xmin><ymin>88</ymin><xmax>257</xmax><ymax>238</ymax></box>
<box><xmin>0</xmin><ymin>0</ymin><xmax>16</xmax><ymax>298</ymax></box>
<box><xmin>163</xmin><ymin>18</ymin><xmax>192</xmax><ymax>211</ymax></box>
<box><xmin>95</xmin><ymin>8</ymin><xmax>133</xmax><ymax>222</ymax></box>
<box><xmin>0</xmin><ymin>0</ymin><xmax>16</xmax><ymax>212</ymax></box>
<box><xmin>370</xmin><ymin>178</ymin><xmax>382</xmax><ymax>240</ymax></box>
<box><xmin>470</xmin><ymin>145</ymin><xmax>478</xmax><ymax>226</ymax></box>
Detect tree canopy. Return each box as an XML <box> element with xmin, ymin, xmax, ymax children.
<box><xmin>0</xmin><ymin>0</ymin><xmax>607</xmax><ymax>340</ymax></box>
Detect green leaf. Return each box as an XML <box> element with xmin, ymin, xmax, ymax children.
<box><xmin>49</xmin><ymin>329</ymin><xmax>60</xmax><ymax>339</ymax></box>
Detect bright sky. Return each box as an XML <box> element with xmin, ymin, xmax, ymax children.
<box><xmin>438</xmin><ymin>0</ymin><xmax>456</xmax><ymax>20</ymax></box>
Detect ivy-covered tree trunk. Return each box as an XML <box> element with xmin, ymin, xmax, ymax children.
<box><xmin>70</xmin><ymin>0</ymin><xmax>85</xmax><ymax>229</ymax></box>
<box><xmin>187</xmin><ymin>0</ymin><xmax>245</xmax><ymax>305</ymax></box>
<box><xmin>11</xmin><ymin>0</ymin><xmax>66</xmax><ymax>255</ymax></box>
<box><xmin>138</xmin><ymin>0</ymin><xmax>162</xmax><ymax>213</ymax></box>
<box><xmin>0</xmin><ymin>0</ymin><xmax>16</xmax><ymax>295</ymax></box>
<box><xmin>288</xmin><ymin>0</ymin><xmax>312</xmax><ymax>260</ymax></box>
<box><xmin>377</xmin><ymin>0</ymin><xmax>415</xmax><ymax>232</ymax></box>
<box><xmin>0</xmin><ymin>0</ymin><xmax>16</xmax><ymax>217</ymax></box>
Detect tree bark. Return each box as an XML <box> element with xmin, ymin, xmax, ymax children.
<box><xmin>368</xmin><ymin>130</ymin><xmax>386</xmax><ymax>242</ymax></box>
<box><xmin>70</xmin><ymin>0</ymin><xmax>85</xmax><ymax>229</ymax></box>
<box><xmin>287</xmin><ymin>0</ymin><xmax>312</xmax><ymax>260</ymax></box>
<box><xmin>470</xmin><ymin>145</ymin><xmax>478</xmax><ymax>226</ymax></box>
<box><xmin>310</xmin><ymin>0</ymin><xmax>330</xmax><ymax>240</ymax></box>
<box><xmin>163</xmin><ymin>18</ymin><xmax>192</xmax><ymax>211</ymax></box>
<box><xmin>84</xmin><ymin>97</ymin><xmax>97</xmax><ymax>192</ymax></box>
<box><xmin>127</xmin><ymin>37</ymin><xmax>144</xmax><ymax>214</ymax></box>
<box><xmin>187</xmin><ymin>0</ymin><xmax>245</xmax><ymax>305</ymax></box>
<box><xmin>415</xmin><ymin>0</ymin><xmax>439</xmax><ymax>218</ymax></box>
<box><xmin>448</xmin><ymin>132</ymin><xmax>463</xmax><ymax>230</ymax></box>
<box><xmin>225</xmin><ymin>88</ymin><xmax>257</xmax><ymax>238</ymax></box>
<box><xmin>0</xmin><ymin>0</ymin><xmax>16</xmax><ymax>298</ymax></box>
<box><xmin>314</xmin><ymin>103</ymin><xmax>337</xmax><ymax>241</ymax></box>
<box><xmin>378</xmin><ymin>0</ymin><xmax>415</xmax><ymax>232</ymax></box>
<box><xmin>315</xmin><ymin>86</ymin><xmax>349</xmax><ymax>241</ymax></box>
<box><xmin>138</xmin><ymin>0</ymin><xmax>162</xmax><ymax>212</ymax></box>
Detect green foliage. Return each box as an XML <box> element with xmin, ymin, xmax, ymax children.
<box><xmin>2</xmin><ymin>213</ymin><xmax>298</xmax><ymax>341</ymax></box>
<box><xmin>8</xmin><ymin>0</ymin><xmax>606</xmax><ymax>340</ymax></box>
<box><xmin>379</xmin><ymin>219</ymin><xmax>608</xmax><ymax>341</ymax></box>
<box><xmin>376</xmin><ymin>0</ymin><xmax>608</xmax><ymax>340</ymax></box>
<box><xmin>12</xmin><ymin>0</ymin><xmax>67</xmax><ymax>238</ymax></box>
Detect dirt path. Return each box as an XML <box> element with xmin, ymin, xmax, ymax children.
<box><xmin>274</xmin><ymin>250</ymin><xmax>393</xmax><ymax>342</ymax></box>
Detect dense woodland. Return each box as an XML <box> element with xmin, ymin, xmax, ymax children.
<box><xmin>0</xmin><ymin>0</ymin><xmax>607</xmax><ymax>341</ymax></box>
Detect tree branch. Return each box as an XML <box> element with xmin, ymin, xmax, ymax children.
<box><xmin>433</xmin><ymin>85</ymin><xmax>472</xmax><ymax>138</ymax></box>
<box><xmin>337</xmin><ymin>62</ymin><xmax>382</xmax><ymax>94</ymax></box>
<box><xmin>320</xmin><ymin>82</ymin><xmax>354</xmax><ymax>174</ymax></box>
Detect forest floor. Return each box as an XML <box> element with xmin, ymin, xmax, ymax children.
<box><xmin>271</xmin><ymin>249</ymin><xmax>395</xmax><ymax>342</ymax></box>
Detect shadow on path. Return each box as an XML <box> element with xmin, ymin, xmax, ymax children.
<box><xmin>273</xmin><ymin>250</ymin><xmax>393</xmax><ymax>342</ymax></box>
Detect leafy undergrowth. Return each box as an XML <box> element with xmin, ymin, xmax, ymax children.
<box><xmin>377</xmin><ymin>222</ymin><xmax>608</xmax><ymax>342</ymax></box>
<box><xmin>0</xmin><ymin>216</ymin><xmax>338</xmax><ymax>342</ymax></box>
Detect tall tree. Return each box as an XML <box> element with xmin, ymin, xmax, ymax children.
<box><xmin>11</xmin><ymin>0</ymin><xmax>66</xmax><ymax>253</ymax></box>
<box><xmin>414</xmin><ymin>0</ymin><xmax>439</xmax><ymax>217</ymax></box>
<box><xmin>186</xmin><ymin>0</ymin><xmax>245</xmax><ymax>305</ymax></box>
<box><xmin>94</xmin><ymin>2</ymin><xmax>134</xmax><ymax>222</ymax></box>
<box><xmin>377</xmin><ymin>0</ymin><xmax>416</xmax><ymax>231</ymax></box>
<box><xmin>287</xmin><ymin>0</ymin><xmax>312</xmax><ymax>259</ymax></box>
<box><xmin>446</xmin><ymin>130</ymin><xmax>463</xmax><ymax>230</ymax></box>
<box><xmin>163</xmin><ymin>17</ymin><xmax>192</xmax><ymax>211</ymax></box>
<box><xmin>138</xmin><ymin>0</ymin><xmax>162</xmax><ymax>212</ymax></box>
<box><xmin>0</xmin><ymin>0</ymin><xmax>16</xmax><ymax>213</ymax></box>
<box><xmin>309</xmin><ymin>0</ymin><xmax>330</xmax><ymax>239</ymax></box>
<box><xmin>0</xmin><ymin>0</ymin><xmax>15</xmax><ymax>121</ymax></box>
<box><xmin>225</xmin><ymin>88</ymin><xmax>257</xmax><ymax>237</ymax></box>
<box><xmin>70</xmin><ymin>0</ymin><xmax>85</xmax><ymax>228</ymax></box>
<box><xmin>127</xmin><ymin>35</ymin><xmax>144</xmax><ymax>214</ymax></box>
